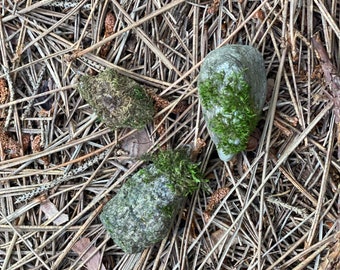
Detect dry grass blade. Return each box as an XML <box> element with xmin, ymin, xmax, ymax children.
<box><xmin>0</xmin><ymin>0</ymin><xmax>339</xmax><ymax>269</ymax></box>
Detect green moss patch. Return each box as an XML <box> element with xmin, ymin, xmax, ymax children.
<box><xmin>143</xmin><ymin>149</ymin><xmax>205</xmax><ymax>196</ymax></box>
<box><xmin>199</xmin><ymin>70</ymin><xmax>258</xmax><ymax>154</ymax></box>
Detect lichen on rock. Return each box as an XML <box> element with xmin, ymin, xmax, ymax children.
<box><xmin>100</xmin><ymin>149</ymin><xmax>204</xmax><ymax>253</ymax></box>
<box><xmin>77</xmin><ymin>69</ymin><xmax>154</xmax><ymax>129</ymax></box>
<box><xmin>198</xmin><ymin>45</ymin><xmax>267</xmax><ymax>161</ymax></box>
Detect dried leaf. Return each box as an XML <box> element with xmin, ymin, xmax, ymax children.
<box><xmin>120</xmin><ymin>128</ymin><xmax>153</xmax><ymax>158</ymax></box>
<box><xmin>40</xmin><ymin>200</ymin><xmax>69</xmax><ymax>225</ymax></box>
<box><xmin>72</xmin><ymin>238</ymin><xmax>107</xmax><ymax>270</ymax></box>
<box><xmin>204</xmin><ymin>228</ymin><xmax>238</xmax><ymax>266</ymax></box>
<box><xmin>273</xmin><ymin>119</ymin><xmax>292</xmax><ymax>137</ymax></box>
<box><xmin>104</xmin><ymin>12</ymin><xmax>115</xmax><ymax>36</ymax></box>
<box><xmin>253</xmin><ymin>10</ymin><xmax>265</xmax><ymax>21</ymax></box>
<box><xmin>39</xmin><ymin>107</ymin><xmax>54</xmax><ymax>117</ymax></box>
<box><xmin>210</xmin><ymin>229</ymin><xmax>225</xmax><ymax>253</ymax></box>
<box><xmin>246</xmin><ymin>128</ymin><xmax>261</xmax><ymax>151</ymax></box>
<box><xmin>153</xmin><ymin>114</ymin><xmax>167</xmax><ymax>150</ymax></box>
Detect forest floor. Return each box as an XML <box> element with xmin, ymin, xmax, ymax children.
<box><xmin>0</xmin><ymin>0</ymin><xmax>340</xmax><ymax>269</ymax></box>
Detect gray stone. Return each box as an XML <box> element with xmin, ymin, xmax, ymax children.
<box><xmin>100</xmin><ymin>150</ymin><xmax>203</xmax><ymax>253</ymax></box>
<box><xmin>77</xmin><ymin>69</ymin><xmax>154</xmax><ymax>130</ymax></box>
<box><xmin>198</xmin><ymin>45</ymin><xmax>267</xmax><ymax>161</ymax></box>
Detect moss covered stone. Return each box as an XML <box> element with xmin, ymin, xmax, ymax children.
<box><xmin>100</xmin><ymin>150</ymin><xmax>204</xmax><ymax>253</ymax></box>
<box><xmin>198</xmin><ymin>45</ymin><xmax>267</xmax><ymax>161</ymax></box>
<box><xmin>77</xmin><ymin>69</ymin><xmax>154</xmax><ymax>129</ymax></box>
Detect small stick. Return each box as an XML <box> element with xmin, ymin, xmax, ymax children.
<box><xmin>312</xmin><ymin>34</ymin><xmax>340</xmax><ymax>158</ymax></box>
<box><xmin>15</xmin><ymin>150</ymin><xmax>109</xmax><ymax>204</ymax></box>
<box><xmin>21</xmin><ymin>65</ymin><xmax>47</xmax><ymax>120</ymax></box>
<box><xmin>1</xmin><ymin>66</ymin><xmax>15</xmax><ymax>129</ymax></box>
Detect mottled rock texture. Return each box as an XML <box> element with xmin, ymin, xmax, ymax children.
<box><xmin>100</xmin><ymin>150</ymin><xmax>203</xmax><ymax>253</ymax></box>
<box><xmin>77</xmin><ymin>69</ymin><xmax>154</xmax><ymax>129</ymax></box>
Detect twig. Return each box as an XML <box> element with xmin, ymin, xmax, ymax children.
<box><xmin>15</xmin><ymin>150</ymin><xmax>109</xmax><ymax>204</ymax></box>
<box><xmin>312</xmin><ymin>34</ymin><xmax>340</xmax><ymax>158</ymax></box>
<box><xmin>267</xmin><ymin>196</ymin><xmax>309</xmax><ymax>219</ymax></box>
<box><xmin>21</xmin><ymin>65</ymin><xmax>47</xmax><ymax>120</ymax></box>
<box><xmin>1</xmin><ymin>66</ymin><xmax>14</xmax><ymax>129</ymax></box>
<box><xmin>43</xmin><ymin>0</ymin><xmax>92</xmax><ymax>10</ymax></box>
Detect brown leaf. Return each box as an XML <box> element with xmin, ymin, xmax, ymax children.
<box><xmin>210</xmin><ymin>229</ymin><xmax>226</xmax><ymax>253</ymax></box>
<box><xmin>104</xmin><ymin>12</ymin><xmax>115</xmax><ymax>36</ymax></box>
<box><xmin>246</xmin><ymin>128</ymin><xmax>261</xmax><ymax>151</ymax></box>
<box><xmin>72</xmin><ymin>238</ymin><xmax>107</xmax><ymax>270</ymax></box>
<box><xmin>149</xmin><ymin>91</ymin><xmax>187</xmax><ymax>149</ymax></box>
<box><xmin>273</xmin><ymin>119</ymin><xmax>292</xmax><ymax>137</ymax></box>
<box><xmin>149</xmin><ymin>91</ymin><xmax>187</xmax><ymax>114</ymax></box>
<box><xmin>120</xmin><ymin>128</ymin><xmax>153</xmax><ymax>158</ymax></box>
<box><xmin>204</xmin><ymin>228</ymin><xmax>239</xmax><ymax>266</ymax></box>
<box><xmin>40</xmin><ymin>200</ymin><xmax>69</xmax><ymax>225</ymax></box>
<box><xmin>253</xmin><ymin>10</ymin><xmax>265</xmax><ymax>21</ymax></box>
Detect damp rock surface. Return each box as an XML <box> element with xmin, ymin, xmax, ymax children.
<box><xmin>77</xmin><ymin>69</ymin><xmax>154</xmax><ymax>129</ymax></box>
<box><xmin>100</xmin><ymin>150</ymin><xmax>203</xmax><ymax>253</ymax></box>
<box><xmin>198</xmin><ymin>45</ymin><xmax>267</xmax><ymax>161</ymax></box>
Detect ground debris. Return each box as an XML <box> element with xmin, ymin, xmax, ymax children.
<box><xmin>0</xmin><ymin>125</ymin><xmax>23</xmax><ymax>160</ymax></box>
<box><xmin>99</xmin><ymin>12</ymin><xmax>116</xmax><ymax>58</ymax></box>
<box><xmin>71</xmin><ymin>238</ymin><xmax>107</xmax><ymax>270</ymax></box>
<box><xmin>0</xmin><ymin>78</ymin><xmax>9</xmax><ymax>119</ymax></box>
<box><xmin>312</xmin><ymin>34</ymin><xmax>340</xmax><ymax>158</ymax></box>
<box><xmin>0</xmin><ymin>78</ymin><xmax>8</xmax><ymax>104</ymax></box>
<box><xmin>203</xmin><ymin>187</ymin><xmax>229</xmax><ymax>222</ymax></box>
<box><xmin>319</xmin><ymin>231</ymin><xmax>340</xmax><ymax>270</ymax></box>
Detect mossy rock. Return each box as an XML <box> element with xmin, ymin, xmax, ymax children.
<box><xmin>100</xmin><ymin>150</ymin><xmax>204</xmax><ymax>253</ymax></box>
<box><xmin>77</xmin><ymin>69</ymin><xmax>154</xmax><ymax>129</ymax></box>
<box><xmin>198</xmin><ymin>45</ymin><xmax>267</xmax><ymax>161</ymax></box>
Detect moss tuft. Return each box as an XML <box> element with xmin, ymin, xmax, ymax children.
<box><xmin>77</xmin><ymin>69</ymin><xmax>154</xmax><ymax>129</ymax></box>
<box><xmin>142</xmin><ymin>149</ymin><xmax>205</xmax><ymax>196</ymax></box>
<box><xmin>199</xmin><ymin>70</ymin><xmax>258</xmax><ymax>154</ymax></box>
<box><xmin>100</xmin><ymin>149</ymin><xmax>205</xmax><ymax>253</ymax></box>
